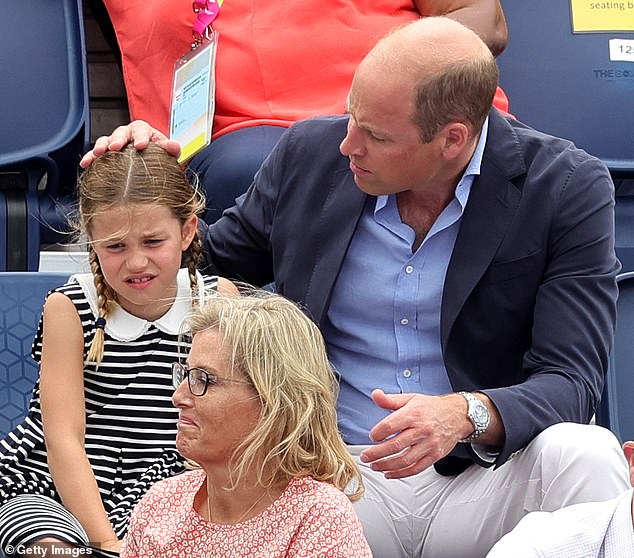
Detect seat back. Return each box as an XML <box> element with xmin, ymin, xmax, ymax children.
<box><xmin>497</xmin><ymin>0</ymin><xmax>634</xmax><ymax>173</ymax></box>
<box><xmin>616</xmin><ymin>196</ymin><xmax>634</xmax><ymax>274</ymax></box>
<box><xmin>0</xmin><ymin>272</ymin><xmax>69</xmax><ymax>437</ymax></box>
<box><xmin>0</xmin><ymin>0</ymin><xmax>89</xmax><ymax>270</ymax></box>
<box><xmin>597</xmin><ymin>272</ymin><xmax>634</xmax><ymax>442</ymax></box>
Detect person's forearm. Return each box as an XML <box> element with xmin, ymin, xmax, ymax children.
<box><xmin>48</xmin><ymin>441</ymin><xmax>119</xmax><ymax>546</ymax></box>
<box><xmin>444</xmin><ymin>5</ymin><xmax>507</xmax><ymax>55</ymax></box>
<box><xmin>415</xmin><ymin>1</ymin><xmax>508</xmax><ymax>56</ymax></box>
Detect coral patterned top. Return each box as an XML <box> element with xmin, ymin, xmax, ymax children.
<box><xmin>120</xmin><ymin>469</ymin><xmax>372</xmax><ymax>557</ymax></box>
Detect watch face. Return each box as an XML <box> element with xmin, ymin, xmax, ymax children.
<box><xmin>473</xmin><ymin>402</ymin><xmax>489</xmax><ymax>427</ymax></box>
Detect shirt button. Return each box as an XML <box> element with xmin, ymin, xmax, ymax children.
<box><xmin>400</xmin><ymin>318</ymin><xmax>409</xmax><ymax>325</ymax></box>
<box><xmin>405</xmin><ymin>265</ymin><xmax>414</xmax><ymax>274</ymax></box>
<box><xmin>403</xmin><ymin>369</ymin><xmax>412</xmax><ymax>378</ymax></box>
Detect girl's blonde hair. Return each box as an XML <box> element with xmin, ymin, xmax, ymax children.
<box><xmin>187</xmin><ymin>291</ymin><xmax>364</xmax><ymax>501</ymax></box>
<box><xmin>76</xmin><ymin>143</ymin><xmax>205</xmax><ymax>364</ymax></box>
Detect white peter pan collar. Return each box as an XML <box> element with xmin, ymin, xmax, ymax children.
<box><xmin>71</xmin><ymin>268</ymin><xmax>206</xmax><ymax>341</ymax></box>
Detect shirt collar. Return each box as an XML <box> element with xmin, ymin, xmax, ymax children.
<box><xmin>464</xmin><ymin>116</ymin><xmax>489</xmax><ymax>178</ymax></box>
<box><xmin>71</xmin><ymin>268</ymin><xmax>204</xmax><ymax>341</ymax></box>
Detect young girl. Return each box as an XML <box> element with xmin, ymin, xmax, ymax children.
<box><xmin>0</xmin><ymin>143</ymin><xmax>235</xmax><ymax>557</ymax></box>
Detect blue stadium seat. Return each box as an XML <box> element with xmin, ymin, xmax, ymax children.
<box><xmin>0</xmin><ymin>272</ymin><xmax>69</xmax><ymax>438</ymax></box>
<box><xmin>497</xmin><ymin>0</ymin><xmax>634</xmax><ymax>173</ymax></box>
<box><xmin>597</xmin><ymin>272</ymin><xmax>634</xmax><ymax>443</ymax></box>
<box><xmin>498</xmin><ymin>2</ymin><xmax>634</xmax><ymax>373</ymax></box>
<box><xmin>616</xmin><ymin>196</ymin><xmax>634</xmax><ymax>273</ymax></box>
<box><xmin>0</xmin><ymin>0</ymin><xmax>89</xmax><ymax>270</ymax></box>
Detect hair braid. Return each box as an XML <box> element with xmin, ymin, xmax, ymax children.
<box><xmin>87</xmin><ymin>248</ymin><xmax>115</xmax><ymax>365</ymax></box>
<box><xmin>186</xmin><ymin>233</ymin><xmax>203</xmax><ymax>306</ymax></box>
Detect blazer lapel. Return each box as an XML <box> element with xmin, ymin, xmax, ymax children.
<box><xmin>441</xmin><ymin>111</ymin><xmax>526</xmax><ymax>350</ymax></box>
<box><xmin>305</xmin><ymin>167</ymin><xmax>367</xmax><ymax>326</ymax></box>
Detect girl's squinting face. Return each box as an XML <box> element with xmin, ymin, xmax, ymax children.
<box><xmin>90</xmin><ymin>203</ymin><xmax>197</xmax><ymax>321</ymax></box>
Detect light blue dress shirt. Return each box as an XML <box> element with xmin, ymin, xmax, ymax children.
<box><xmin>323</xmin><ymin>119</ymin><xmax>489</xmax><ymax>444</ymax></box>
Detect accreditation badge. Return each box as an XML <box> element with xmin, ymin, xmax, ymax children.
<box><xmin>169</xmin><ymin>31</ymin><xmax>218</xmax><ymax>164</ymax></box>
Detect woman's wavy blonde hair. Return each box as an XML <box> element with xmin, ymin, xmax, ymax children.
<box><xmin>76</xmin><ymin>143</ymin><xmax>205</xmax><ymax>364</ymax></box>
<box><xmin>187</xmin><ymin>291</ymin><xmax>364</xmax><ymax>501</ymax></box>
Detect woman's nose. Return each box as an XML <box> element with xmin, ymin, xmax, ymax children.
<box><xmin>172</xmin><ymin>378</ymin><xmax>192</xmax><ymax>408</ymax></box>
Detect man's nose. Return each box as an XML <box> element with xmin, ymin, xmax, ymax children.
<box><xmin>340</xmin><ymin>119</ymin><xmax>364</xmax><ymax>157</ymax></box>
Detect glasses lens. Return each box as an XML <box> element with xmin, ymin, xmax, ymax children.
<box><xmin>172</xmin><ymin>362</ymin><xmax>185</xmax><ymax>389</ymax></box>
<box><xmin>188</xmin><ymin>368</ymin><xmax>208</xmax><ymax>396</ymax></box>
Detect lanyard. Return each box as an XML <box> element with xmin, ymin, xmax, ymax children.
<box><xmin>192</xmin><ymin>0</ymin><xmax>225</xmax><ymax>46</ymax></box>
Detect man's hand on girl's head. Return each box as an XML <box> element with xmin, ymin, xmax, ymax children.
<box><xmin>80</xmin><ymin>120</ymin><xmax>181</xmax><ymax>168</ymax></box>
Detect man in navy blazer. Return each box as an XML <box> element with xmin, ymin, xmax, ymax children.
<box><xmin>83</xmin><ymin>16</ymin><xmax>629</xmax><ymax>558</ymax></box>
<box><xmin>206</xmin><ymin>107</ymin><xmax>616</xmax><ymax>458</ymax></box>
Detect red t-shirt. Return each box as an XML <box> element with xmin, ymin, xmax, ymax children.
<box><xmin>105</xmin><ymin>0</ymin><xmax>509</xmax><ymax>138</ymax></box>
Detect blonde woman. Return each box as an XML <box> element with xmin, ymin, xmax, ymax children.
<box><xmin>121</xmin><ymin>293</ymin><xmax>371</xmax><ymax>557</ymax></box>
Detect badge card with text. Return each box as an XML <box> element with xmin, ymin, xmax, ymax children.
<box><xmin>169</xmin><ymin>31</ymin><xmax>218</xmax><ymax>163</ymax></box>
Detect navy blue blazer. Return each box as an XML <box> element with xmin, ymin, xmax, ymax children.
<box><xmin>203</xmin><ymin>109</ymin><xmax>618</xmax><ymax>469</ymax></box>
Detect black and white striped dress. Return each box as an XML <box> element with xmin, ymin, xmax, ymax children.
<box><xmin>0</xmin><ymin>270</ymin><xmax>217</xmax><ymax>555</ymax></box>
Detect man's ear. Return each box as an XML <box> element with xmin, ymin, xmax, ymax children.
<box><xmin>439</xmin><ymin>122</ymin><xmax>471</xmax><ymax>160</ymax></box>
<box><xmin>623</xmin><ymin>441</ymin><xmax>634</xmax><ymax>486</ymax></box>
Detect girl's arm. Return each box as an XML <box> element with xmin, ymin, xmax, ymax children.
<box><xmin>40</xmin><ymin>292</ymin><xmax>121</xmax><ymax>551</ymax></box>
<box><xmin>217</xmin><ymin>277</ymin><xmax>240</xmax><ymax>296</ymax></box>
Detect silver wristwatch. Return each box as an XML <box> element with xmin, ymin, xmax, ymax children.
<box><xmin>458</xmin><ymin>391</ymin><xmax>490</xmax><ymax>443</ymax></box>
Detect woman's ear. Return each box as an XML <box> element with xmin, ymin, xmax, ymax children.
<box><xmin>180</xmin><ymin>214</ymin><xmax>199</xmax><ymax>251</ymax></box>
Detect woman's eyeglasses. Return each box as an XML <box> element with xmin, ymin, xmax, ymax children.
<box><xmin>172</xmin><ymin>362</ymin><xmax>250</xmax><ymax>396</ymax></box>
